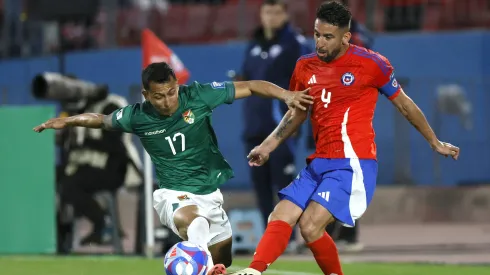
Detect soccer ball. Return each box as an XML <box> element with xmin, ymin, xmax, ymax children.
<box><xmin>164</xmin><ymin>241</ymin><xmax>209</xmax><ymax>275</ymax></box>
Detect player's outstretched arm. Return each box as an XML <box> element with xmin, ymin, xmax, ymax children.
<box><xmin>247</xmin><ymin>108</ymin><xmax>308</xmax><ymax>166</ymax></box>
<box><xmin>391</xmin><ymin>89</ymin><xmax>460</xmax><ymax>160</ymax></box>
<box><xmin>233</xmin><ymin>80</ymin><xmax>313</xmax><ymax>110</ymax></box>
<box><xmin>33</xmin><ymin>113</ymin><xmax>115</xmax><ymax>133</ymax></box>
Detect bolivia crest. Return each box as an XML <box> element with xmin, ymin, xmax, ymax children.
<box><xmin>182</xmin><ymin>109</ymin><xmax>195</xmax><ymax>124</ymax></box>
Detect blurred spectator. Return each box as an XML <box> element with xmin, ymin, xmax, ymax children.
<box><xmin>237</xmin><ymin>0</ymin><xmax>310</xmax><ymax>251</ymax></box>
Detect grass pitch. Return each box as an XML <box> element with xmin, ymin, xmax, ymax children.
<box><xmin>1</xmin><ymin>256</ymin><xmax>490</xmax><ymax>275</ymax></box>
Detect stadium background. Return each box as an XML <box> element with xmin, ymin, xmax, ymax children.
<box><xmin>1</xmin><ymin>0</ymin><xmax>490</xmax><ymax>274</ymax></box>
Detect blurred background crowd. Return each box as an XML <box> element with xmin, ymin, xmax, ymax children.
<box><xmin>1</xmin><ymin>0</ymin><xmax>489</xmax><ymax>57</ymax></box>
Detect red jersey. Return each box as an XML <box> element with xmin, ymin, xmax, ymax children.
<box><xmin>290</xmin><ymin>44</ymin><xmax>401</xmax><ymax>161</ymax></box>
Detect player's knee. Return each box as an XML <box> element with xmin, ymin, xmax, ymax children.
<box><xmin>298</xmin><ymin>215</ymin><xmax>325</xmax><ymax>242</ymax></box>
<box><xmin>268</xmin><ymin>200</ymin><xmax>302</xmax><ymax>227</ymax></box>
<box><xmin>269</xmin><ymin>210</ymin><xmax>297</xmax><ymax>227</ymax></box>
<box><xmin>173</xmin><ymin>205</ymin><xmax>201</xmax><ymax>240</ymax></box>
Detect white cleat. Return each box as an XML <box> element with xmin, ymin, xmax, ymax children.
<box><xmin>227</xmin><ymin>268</ymin><xmax>261</xmax><ymax>275</ymax></box>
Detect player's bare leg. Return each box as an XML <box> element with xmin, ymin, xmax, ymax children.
<box><xmin>298</xmin><ymin>201</ymin><xmax>343</xmax><ymax>275</ymax></box>
<box><xmin>228</xmin><ymin>200</ymin><xmax>303</xmax><ymax>275</ymax></box>
<box><xmin>173</xmin><ymin>205</ymin><xmax>227</xmax><ymax>274</ymax></box>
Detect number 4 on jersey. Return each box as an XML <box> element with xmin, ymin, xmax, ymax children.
<box><xmin>165</xmin><ymin>132</ymin><xmax>186</xmax><ymax>155</ymax></box>
<box><xmin>321</xmin><ymin>89</ymin><xmax>331</xmax><ymax>108</ymax></box>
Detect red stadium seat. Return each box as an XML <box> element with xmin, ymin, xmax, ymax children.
<box><xmin>422</xmin><ymin>2</ymin><xmax>443</xmax><ymax>31</ymax></box>
<box><xmin>113</xmin><ymin>0</ymin><xmax>490</xmax><ymax>46</ymax></box>
<box><xmin>161</xmin><ymin>5</ymin><xmax>188</xmax><ymax>44</ymax></box>
<box><xmin>435</xmin><ymin>0</ymin><xmax>486</xmax><ymax>30</ymax></box>
<box><xmin>242</xmin><ymin>2</ymin><xmax>261</xmax><ymax>38</ymax></box>
<box><xmin>464</xmin><ymin>0</ymin><xmax>490</xmax><ymax>28</ymax></box>
<box><xmin>186</xmin><ymin>5</ymin><xmax>212</xmax><ymax>43</ymax></box>
<box><xmin>288</xmin><ymin>0</ymin><xmax>313</xmax><ymax>35</ymax></box>
<box><xmin>372</xmin><ymin>1</ymin><xmax>386</xmax><ymax>32</ymax></box>
<box><xmin>211</xmin><ymin>4</ymin><xmax>239</xmax><ymax>41</ymax></box>
<box><xmin>348</xmin><ymin>0</ymin><xmax>367</xmax><ymax>24</ymax></box>
<box><xmin>116</xmin><ymin>8</ymin><xmax>146</xmax><ymax>46</ymax></box>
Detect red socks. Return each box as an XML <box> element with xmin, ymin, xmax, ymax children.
<box><xmin>249</xmin><ymin>220</ymin><xmax>293</xmax><ymax>272</ymax></box>
<box><xmin>248</xmin><ymin>221</ymin><xmax>343</xmax><ymax>275</ymax></box>
<box><xmin>307</xmin><ymin>232</ymin><xmax>343</xmax><ymax>275</ymax></box>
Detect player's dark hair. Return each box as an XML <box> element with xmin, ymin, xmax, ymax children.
<box><xmin>142</xmin><ymin>62</ymin><xmax>176</xmax><ymax>90</ymax></box>
<box><xmin>316</xmin><ymin>1</ymin><xmax>351</xmax><ymax>29</ymax></box>
<box><xmin>262</xmin><ymin>0</ymin><xmax>287</xmax><ymax>11</ymax></box>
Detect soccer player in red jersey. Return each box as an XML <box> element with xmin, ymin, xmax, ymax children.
<box><xmin>229</xmin><ymin>2</ymin><xmax>460</xmax><ymax>275</ymax></box>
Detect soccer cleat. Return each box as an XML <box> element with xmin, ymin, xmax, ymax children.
<box><xmin>207</xmin><ymin>264</ymin><xmax>227</xmax><ymax>275</ymax></box>
<box><xmin>226</xmin><ymin>268</ymin><xmax>261</xmax><ymax>275</ymax></box>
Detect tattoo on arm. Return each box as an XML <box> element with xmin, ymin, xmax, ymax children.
<box><xmin>274</xmin><ymin>115</ymin><xmax>293</xmax><ymax>140</ymax></box>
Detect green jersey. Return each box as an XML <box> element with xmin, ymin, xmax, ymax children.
<box><xmin>111</xmin><ymin>81</ymin><xmax>235</xmax><ymax>195</ymax></box>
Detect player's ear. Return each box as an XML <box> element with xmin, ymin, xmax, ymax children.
<box><xmin>342</xmin><ymin>31</ymin><xmax>351</xmax><ymax>46</ymax></box>
<box><xmin>142</xmin><ymin>89</ymin><xmax>149</xmax><ymax>101</ymax></box>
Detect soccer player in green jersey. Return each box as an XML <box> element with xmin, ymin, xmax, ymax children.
<box><xmin>34</xmin><ymin>62</ymin><xmax>312</xmax><ymax>274</ymax></box>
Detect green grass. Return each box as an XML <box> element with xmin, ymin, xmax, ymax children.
<box><xmin>1</xmin><ymin>256</ymin><xmax>489</xmax><ymax>275</ymax></box>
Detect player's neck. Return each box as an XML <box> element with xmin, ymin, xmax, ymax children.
<box><xmin>154</xmin><ymin>103</ymin><xmax>179</xmax><ymax>117</ymax></box>
<box><xmin>164</xmin><ymin>106</ymin><xmax>179</xmax><ymax>117</ymax></box>
<box><xmin>323</xmin><ymin>44</ymin><xmax>351</xmax><ymax>64</ymax></box>
<box><xmin>334</xmin><ymin>44</ymin><xmax>350</xmax><ymax>61</ymax></box>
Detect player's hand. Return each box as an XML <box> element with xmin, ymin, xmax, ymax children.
<box><xmin>33</xmin><ymin>118</ymin><xmax>68</xmax><ymax>133</ymax></box>
<box><xmin>283</xmin><ymin>88</ymin><xmax>313</xmax><ymax>111</ymax></box>
<box><xmin>432</xmin><ymin>140</ymin><xmax>460</xmax><ymax>160</ymax></box>
<box><xmin>247</xmin><ymin>145</ymin><xmax>271</xmax><ymax>167</ymax></box>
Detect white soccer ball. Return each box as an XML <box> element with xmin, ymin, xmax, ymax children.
<box><xmin>164</xmin><ymin>241</ymin><xmax>209</xmax><ymax>275</ymax></box>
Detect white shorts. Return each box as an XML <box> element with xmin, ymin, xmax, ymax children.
<box><xmin>153</xmin><ymin>188</ymin><xmax>232</xmax><ymax>247</ymax></box>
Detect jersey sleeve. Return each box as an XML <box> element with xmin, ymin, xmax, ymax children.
<box><xmin>289</xmin><ymin>61</ymin><xmax>305</xmax><ymax>91</ymax></box>
<box><xmin>195</xmin><ymin>81</ymin><xmax>236</xmax><ymax>110</ymax></box>
<box><xmin>111</xmin><ymin>104</ymin><xmax>135</xmax><ymax>133</ymax></box>
<box><xmin>372</xmin><ymin>55</ymin><xmax>401</xmax><ymax>100</ymax></box>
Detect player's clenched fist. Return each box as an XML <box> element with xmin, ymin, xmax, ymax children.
<box><xmin>33</xmin><ymin>118</ymin><xmax>68</xmax><ymax>132</ymax></box>
<box><xmin>283</xmin><ymin>88</ymin><xmax>313</xmax><ymax>111</ymax></box>
<box><xmin>247</xmin><ymin>145</ymin><xmax>271</xmax><ymax>167</ymax></box>
<box><xmin>432</xmin><ymin>140</ymin><xmax>460</xmax><ymax>160</ymax></box>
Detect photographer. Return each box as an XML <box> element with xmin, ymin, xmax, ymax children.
<box><xmin>32</xmin><ymin>73</ymin><xmax>142</xmax><ymax>250</ymax></box>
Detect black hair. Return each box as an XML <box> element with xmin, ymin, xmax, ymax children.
<box><xmin>141</xmin><ymin>62</ymin><xmax>176</xmax><ymax>90</ymax></box>
<box><xmin>262</xmin><ymin>0</ymin><xmax>287</xmax><ymax>11</ymax></box>
<box><xmin>316</xmin><ymin>1</ymin><xmax>351</xmax><ymax>29</ymax></box>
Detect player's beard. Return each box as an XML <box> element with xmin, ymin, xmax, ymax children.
<box><xmin>317</xmin><ymin>47</ymin><xmax>341</xmax><ymax>63</ymax></box>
